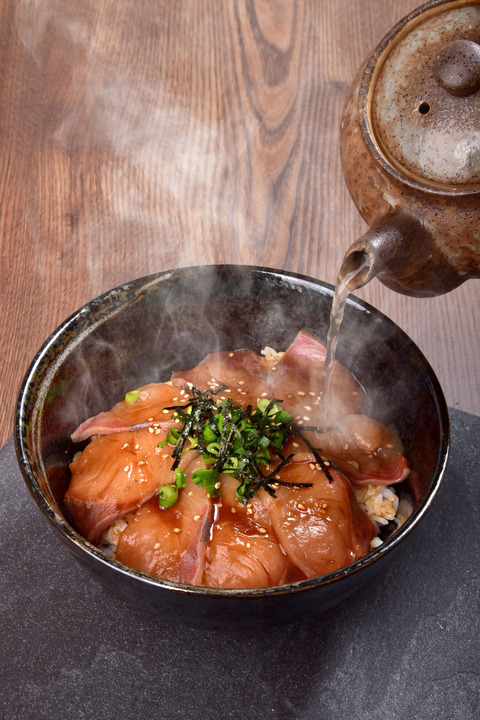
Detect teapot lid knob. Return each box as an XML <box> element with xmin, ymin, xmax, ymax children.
<box><xmin>433</xmin><ymin>39</ymin><xmax>480</xmax><ymax>97</ymax></box>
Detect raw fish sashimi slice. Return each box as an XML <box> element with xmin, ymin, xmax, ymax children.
<box><xmin>171</xmin><ymin>349</ymin><xmax>271</xmax><ymax>409</ymax></box>
<box><xmin>286</xmin><ymin>414</ymin><xmax>410</xmax><ymax>485</ymax></box>
<box><xmin>115</xmin><ymin>467</ymin><xmax>213</xmax><ymax>585</ymax></box>
<box><xmin>71</xmin><ymin>383</ymin><xmax>185</xmax><ymax>442</ymax></box>
<box><xmin>261</xmin><ymin>463</ymin><xmax>376</xmax><ymax>579</ymax></box>
<box><xmin>65</xmin><ymin>427</ymin><xmax>187</xmax><ymax>543</ymax></box>
<box><xmin>203</xmin><ymin>476</ymin><xmax>288</xmax><ymax>588</ymax></box>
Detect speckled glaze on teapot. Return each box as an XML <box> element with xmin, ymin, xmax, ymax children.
<box><xmin>340</xmin><ymin>0</ymin><xmax>480</xmax><ymax>297</ymax></box>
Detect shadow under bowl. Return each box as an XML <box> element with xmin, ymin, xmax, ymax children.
<box><xmin>14</xmin><ymin>265</ymin><xmax>449</xmax><ymax>629</ymax></box>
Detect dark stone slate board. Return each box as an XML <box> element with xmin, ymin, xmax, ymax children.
<box><xmin>1</xmin><ymin>408</ymin><xmax>478</xmax><ymax>720</ymax></box>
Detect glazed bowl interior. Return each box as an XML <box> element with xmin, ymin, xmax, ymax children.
<box><xmin>15</xmin><ymin>265</ymin><xmax>449</xmax><ymax>629</ymax></box>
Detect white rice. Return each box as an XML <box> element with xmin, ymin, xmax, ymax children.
<box><xmin>97</xmin><ymin>514</ymin><xmax>133</xmax><ymax>558</ymax></box>
<box><xmin>260</xmin><ymin>346</ymin><xmax>284</xmax><ymax>365</ymax></box>
<box><xmin>354</xmin><ymin>483</ymin><xmax>413</xmax><ymax>549</ymax></box>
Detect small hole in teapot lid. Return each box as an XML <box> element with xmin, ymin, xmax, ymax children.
<box><xmin>418</xmin><ymin>102</ymin><xmax>430</xmax><ymax>115</ymax></box>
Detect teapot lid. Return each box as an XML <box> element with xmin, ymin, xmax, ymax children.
<box><xmin>367</xmin><ymin>0</ymin><xmax>480</xmax><ymax>188</ymax></box>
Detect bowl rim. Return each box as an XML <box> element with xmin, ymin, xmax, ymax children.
<box><xmin>14</xmin><ymin>263</ymin><xmax>451</xmax><ymax>598</ymax></box>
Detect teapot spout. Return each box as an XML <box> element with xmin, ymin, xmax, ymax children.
<box><xmin>340</xmin><ymin>209</ymin><xmax>467</xmax><ymax>297</ymax></box>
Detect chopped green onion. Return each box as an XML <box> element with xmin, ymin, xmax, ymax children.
<box><xmin>125</xmin><ymin>390</ymin><xmax>141</xmax><ymax>404</ymax></box>
<box><xmin>157</xmin><ymin>484</ymin><xmax>178</xmax><ymax>508</ymax></box>
<box><xmin>174</xmin><ymin>469</ymin><xmax>187</xmax><ymax>488</ymax></box>
<box><xmin>160</xmin><ymin>387</ymin><xmax>314</xmax><ymax>505</ymax></box>
<box><xmin>191</xmin><ymin>468</ymin><xmax>220</xmax><ymax>496</ymax></box>
<box><xmin>166</xmin><ymin>428</ymin><xmax>181</xmax><ymax>445</ymax></box>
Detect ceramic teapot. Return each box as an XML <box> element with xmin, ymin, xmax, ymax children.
<box><xmin>339</xmin><ymin>0</ymin><xmax>480</xmax><ymax>297</ymax></box>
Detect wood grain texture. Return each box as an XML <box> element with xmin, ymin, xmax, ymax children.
<box><xmin>1</xmin><ymin>0</ymin><xmax>479</xmax><ymax>449</ymax></box>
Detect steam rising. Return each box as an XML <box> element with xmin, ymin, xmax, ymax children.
<box><xmin>14</xmin><ymin>0</ymin><xmax>285</xmax><ymax>294</ymax></box>
<box><xmin>15</xmin><ymin>2</ymin><xmax>401</xmax><ymax>434</ymax></box>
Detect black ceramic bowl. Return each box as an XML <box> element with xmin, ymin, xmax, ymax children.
<box><xmin>15</xmin><ymin>265</ymin><xmax>449</xmax><ymax>629</ymax></box>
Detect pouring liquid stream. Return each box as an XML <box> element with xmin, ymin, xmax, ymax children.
<box><xmin>319</xmin><ymin>250</ymin><xmax>372</xmax><ymax>430</ymax></box>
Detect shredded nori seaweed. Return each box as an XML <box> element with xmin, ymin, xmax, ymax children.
<box><xmin>161</xmin><ymin>386</ymin><xmax>340</xmax><ymax>504</ymax></box>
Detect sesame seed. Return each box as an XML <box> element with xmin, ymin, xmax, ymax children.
<box><xmin>297</xmin><ymin>503</ymin><xmax>306</xmax><ymax>511</ymax></box>
<box><xmin>297</xmin><ymin>390</ymin><xmax>305</xmax><ymax>396</ymax></box>
<box><xmin>271</xmin><ymin>366</ymin><xmax>277</xmax><ymax>372</ymax></box>
<box><xmin>309</xmin><ymin>463</ymin><xmax>315</xmax><ymax>470</ymax></box>
<box><xmin>193</xmin><ymin>515</ymin><xmax>200</xmax><ymax>521</ymax></box>
<box><xmin>155</xmin><ymin>429</ymin><xmax>161</xmax><ymax>435</ymax></box>
<box><xmin>292</xmin><ymin>442</ymin><xmax>299</xmax><ymax>448</ymax></box>
<box><xmin>121</xmin><ymin>443</ymin><xmax>129</xmax><ymax>449</ymax></box>
<box><xmin>304</xmin><ymin>405</ymin><xmax>312</xmax><ymax>411</ymax></box>
<box><xmin>188</xmin><ymin>491</ymin><xmax>193</xmax><ymax>496</ymax></box>
<box><xmin>246</xmin><ymin>542</ymin><xmax>251</xmax><ymax>549</ymax></box>
<box><xmin>154</xmin><ymin>543</ymin><xmax>160</xmax><ymax>549</ymax></box>
<box><xmin>123</xmin><ymin>465</ymin><xmax>130</xmax><ymax>472</ymax></box>
<box><xmin>321</xmin><ymin>502</ymin><xmax>328</xmax><ymax>509</ymax></box>
<box><xmin>162</xmin><ymin>409</ymin><xmax>169</xmax><ymax>414</ymax></box>
<box><xmin>147</xmin><ymin>417</ymin><xmax>154</xmax><ymax>422</ymax></box>
<box><xmin>261</xmin><ymin>392</ymin><xmax>268</xmax><ymax>397</ymax></box>
<box><xmin>344</xmin><ymin>443</ymin><xmax>349</xmax><ymax>450</ymax></box>
<box><xmin>238</xmin><ymin>380</ymin><xmax>245</xmax><ymax>385</ymax></box>
<box><xmin>138</xmin><ymin>460</ymin><xmax>147</xmax><ymax>466</ymax></box>
<box><xmin>231</xmin><ymin>508</ymin><xmax>236</xmax><ymax>514</ymax></box>
<box><xmin>162</xmin><ymin>454</ymin><xmax>169</xmax><ymax>460</ymax></box>
<box><xmin>173</xmin><ymin>527</ymin><xmax>182</xmax><ymax>533</ymax></box>
<box><xmin>134</xmin><ymin>444</ymin><xmax>140</xmax><ymax>450</ymax></box>
<box><xmin>309</xmin><ymin>391</ymin><xmax>315</xmax><ymax>396</ymax></box>
<box><xmin>303</xmin><ymin>416</ymin><xmax>310</xmax><ymax>422</ymax></box>
<box><xmin>246</xmin><ymin>508</ymin><xmax>253</xmax><ymax>515</ymax></box>
<box><xmin>154</xmin><ymin>447</ymin><xmax>161</xmax><ymax>453</ymax></box>
<box><xmin>214</xmin><ymin>482</ymin><xmax>221</xmax><ymax>490</ymax></box>
<box><xmin>229</xmin><ymin>352</ymin><xmax>234</xmax><ymax>357</ymax></box>
<box><xmin>172</xmin><ymin>397</ymin><xmax>178</xmax><ymax>402</ymax></box>
<box><xmin>324</xmin><ymin>461</ymin><xmax>330</xmax><ymax>466</ymax></box>
<box><xmin>148</xmin><ymin>427</ymin><xmax>154</xmax><ymax>433</ymax></box>
<box><xmin>258</xmin><ymin>528</ymin><xmax>267</xmax><ymax>535</ymax></box>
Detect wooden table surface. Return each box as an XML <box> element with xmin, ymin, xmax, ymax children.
<box><xmin>1</xmin><ymin>0</ymin><xmax>479</xmax><ymax>450</ymax></box>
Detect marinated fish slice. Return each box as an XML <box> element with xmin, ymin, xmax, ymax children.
<box><xmin>287</xmin><ymin>414</ymin><xmax>409</xmax><ymax>485</ymax></box>
<box><xmin>261</xmin><ymin>463</ymin><xmax>376</xmax><ymax>578</ymax></box>
<box><xmin>203</xmin><ymin>475</ymin><xmax>288</xmax><ymax>588</ymax></box>
<box><xmin>171</xmin><ymin>349</ymin><xmax>270</xmax><ymax>408</ymax></box>
<box><xmin>269</xmin><ymin>329</ymin><xmax>365</xmax><ymax>420</ymax></box>
<box><xmin>203</xmin><ymin>518</ymin><xmax>288</xmax><ymax>588</ymax></box>
<box><xmin>115</xmin><ymin>471</ymin><xmax>213</xmax><ymax>585</ymax></box>
<box><xmin>65</xmin><ymin>427</ymin><xmax>182</xmax><ymax>543</ymax></box>
<box><xmin>71</xmin><ymin>382</ymin><xmax>184</xmax><ymax>442</ymax></box>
